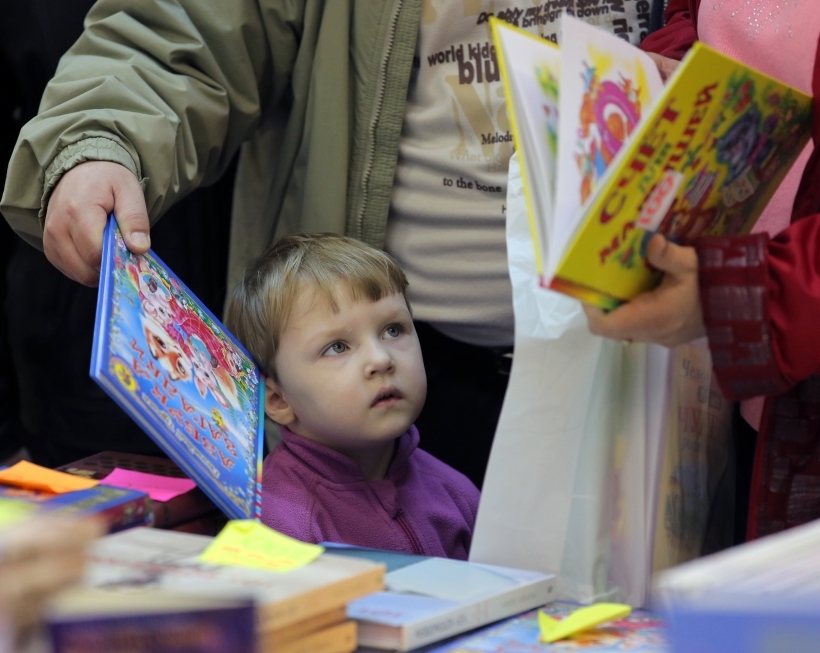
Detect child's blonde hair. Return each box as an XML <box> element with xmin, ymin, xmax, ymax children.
<box><xmin>226</xmin><ymin>233</ymin><xmax>409</xmax><ymax>378</ymax></box>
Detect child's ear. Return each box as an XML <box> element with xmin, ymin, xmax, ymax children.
<box><xmin>264</xmin><ymin>377</ymin><xmax>295</xmax><ymax>426</ymax></box>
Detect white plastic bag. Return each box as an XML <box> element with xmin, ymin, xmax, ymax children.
<box><xmin>469</xmin><ymin>153</ymin><xmax>672</xmax><ymax>606</ymax></box>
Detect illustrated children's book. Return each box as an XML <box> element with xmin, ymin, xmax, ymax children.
<box><xmin>492</xmin><ymin>15</ymin><xmax>812</xmax><ymax>309</ymax></box>
<box><xmin>91</xmin><ymin>217</ymin><xmax>264</xmax><ymax>520</ymax></box>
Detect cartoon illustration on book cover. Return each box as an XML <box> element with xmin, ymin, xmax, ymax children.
<box><xmin>551</xmin><ymin>41</ymin><xmax>811</xmax><ymax>309</ymax></box>
<box><xmin>98</xmin><ymin>225</ymin><xmax>262</xmax><ymax>519</ymax></box>
<box><xmin>657</xmin><ymin>70</ymin><xmax>810</xmax><ymax>245</ymax></box>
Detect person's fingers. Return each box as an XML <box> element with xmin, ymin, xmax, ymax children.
<box><xmin>584</xmin><ymin>300</ymin><xmax>645</xmax><ymax>342</ymax></box>
<box><xmin>67</xmin><ymin>205</ymin><xmax>108</xmax><ymax>275</ymax></box>
<box><xmin>644</xmin><ymin>52</ymin><xmax>680</xmax><ymax>82</ymax></box>
<box><xmin>43</xmin><ymin>227</ymin><xmax>101</xmax><ymax>287</ymax></box>
<box><xmin>645</xmin><ymin>234</ymin><xmax>697</xmax><ymax>277</ymax></box>
<box><xmin>112</xmin><ymin>173</ymin><xmax>151</xmax><ymax>253</ymax></box>
<box><xmin>43</xmin><ymin>161</ymin><xmax>149</xmax><ymax>285</ymax></box>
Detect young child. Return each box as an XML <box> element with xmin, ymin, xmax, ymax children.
<box><xmin>226</xmin><ymin>233</ymin><xmax>480</xmax><ymax>559</ymax></box>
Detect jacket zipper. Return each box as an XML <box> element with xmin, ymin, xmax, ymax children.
<box><xmin>395</xmin><ymin>508</ymin><xmax>424</xmax><ymax>555</ymax></box>
<box><xmin>356</xmin><ymin>0</ymin><xmax>403</xmax><ymax>237</ymax></box>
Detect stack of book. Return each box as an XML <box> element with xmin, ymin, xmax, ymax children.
<box><xmin>58</xmin><ymin>451</ymin><xmax>222</xmax><ymax>534</ymax></box>
<box><xmin>80</xmin><ymin>527</ymin><xmax>385</xmax><ymax>653</ymax></box>
<box><xmin>0</xmin><ymin>462</ymin><xmax>151</xmax><ymax>533</ymax></box>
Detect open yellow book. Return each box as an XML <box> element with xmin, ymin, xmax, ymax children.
<box><xmin>492</xmin><ymin>15</ymin><xmax>812</xmax><ymax>309</ymax></box>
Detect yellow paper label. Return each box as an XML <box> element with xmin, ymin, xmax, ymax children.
<box><xmin>199</xmin><ymin>520</ymin><xmax>324</xmax><ymax>572</ymax></box>
<box><xmin>539</xmin><ymin>603</ymin><xmax>632</xmax><ymax>643</ymax></box>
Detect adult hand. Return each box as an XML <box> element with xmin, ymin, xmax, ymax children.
<box><xmin>44</xmin><ymin>161</ymin><xmax>151</xmax><ymax>286</ymax></box>
<box><xmin>583</xmin><ymin>234</ymin><xmax>706</xmax><ymax>348</ymax></box>
<box><xmin>645</xmin><ymin>52</ymin><xmax>680</xmax><ymax>83</ymax></box>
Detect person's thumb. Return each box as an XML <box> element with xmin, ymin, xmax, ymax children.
<box><xmin>645</xmin><ymin>234</ymin><xmax>693</xmax><ymax>277</ymax></box>
<box><xmin>112</xmin><ymin>176</ymin><xmax>151</xmax><ymax>254</ymax></box>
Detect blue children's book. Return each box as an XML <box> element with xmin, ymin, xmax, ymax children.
<box><xmin>90</xmin><ymin>216</ymin><xmax>264</xmax><ymax>520</ymax></box>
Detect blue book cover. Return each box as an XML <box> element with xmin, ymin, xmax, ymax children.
<box><xmin>90</xmin><ymin>216</ymin><xmax>264</xmax><ymax>520</ymax></box>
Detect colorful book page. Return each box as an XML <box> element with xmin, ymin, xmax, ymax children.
<box><xmin>552</xmin><ymin>41</ymin><xmax>811</xmax><ymax>308</ymax></box>
<box><xmin>416</xmin><ymin>602</ymin><xmax>668</xmax><ymax>652</ymax></box>
<box><xmin>492</xmin><ymin>20</ymin><xmax>561</xmax><ymax>277</ymax></box>
<box><xmin>0</xmin><ymin>461</ymin><xmax>98</xmax><ymax>494</ymax></box>
<box><xmin>91</xmin><ymin>218</ymin><xmax>264</xmax><ymax>520</ymax></box>
<box><xmin>101</xmin><ymin>468</ymin><xmax>197</xmax><ymax>502</ymax></box>
<box><xmin>551</xmin><ymin>14</ymin><xmax>664</xmax><ymax>278</ymax></box>
<box><xmin>199</xmin><ymin>520</ymin><xmax>324</xmax><ymax>572</ymax></box>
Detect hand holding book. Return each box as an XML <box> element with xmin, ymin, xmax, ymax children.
<box><xmin>584</xmin><ymin>234</ymin><xmax>705</xmax><ymax>347</ymax></box>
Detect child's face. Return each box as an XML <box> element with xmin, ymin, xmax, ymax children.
<box><xmin>266</xmin><ymin>286</ymin><xmax>426</xmax><ymax>453</ymax></box>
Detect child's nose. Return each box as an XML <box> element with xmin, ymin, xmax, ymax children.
<box><xmin>364</xmin><ymin>341</ymin><xmax>395</xmax><ymax>376</ymax></box>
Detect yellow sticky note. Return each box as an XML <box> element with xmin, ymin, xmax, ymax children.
<box><xmin>0</xmin><ymin>498</ymin><xmax>36</xmax><ymax>528</ymax></box>
<box><xmin>199</xmin><ymin>520</ymin><xmax>324</xmax><ymax>572</ymax></box>
<box><xmin>0</xmin><ymin>461</ymin><xmax>98</xmax><ymax>494</ymax></box>
<box><xmin>538</xmin><ymin>603</ymin><xmax>632</xmax><ymax>643</ymax></box>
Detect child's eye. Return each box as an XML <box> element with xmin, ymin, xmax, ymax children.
<box><xmin>323</xmin><ymin>342</ymin><xmax>348</xmax><ymax>356</ymax></box>
<box><xmin>383</xmin><ymin>324</ymin><xmax>404</xmax><ymax>339</ymax></box>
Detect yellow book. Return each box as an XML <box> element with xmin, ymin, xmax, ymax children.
<box><xmin>493</xmin><ymin>15</ymin><xmax>812</xmax><ymax>309</ymax></box>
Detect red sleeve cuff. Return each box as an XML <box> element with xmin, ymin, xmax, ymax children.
<box><xmin>696</xmin><ymin>234</ymin><xmax>790</xmax><ymax>400</ymax></box>
<box><xmin>639</xmin><ymin>0</ymin><xmax>697</xmax><ymax>61</ymax></box>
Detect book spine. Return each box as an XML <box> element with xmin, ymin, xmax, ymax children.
<box><xmin>262</xmin><ymin>567</ymin><xmax>384</xmax><ymax>631</ymax></box>
<box><xmin>93</xmin><ymin>496</ymin><xmax>152</xmax><ymax>533</ymax></box>
<box><xmin>402</xmin><ymin>580</ymin><xmax>555</xmax><ymax>650</ymax></box>
<box><xmin>275</xmin><ymin>620</ymin><xmax>357</xmax><ymax>653</ymax></box>
<box><xmin>49</xmin><ymin>607</ymin><xmax>256</xmax><ymax>653</ymax></box>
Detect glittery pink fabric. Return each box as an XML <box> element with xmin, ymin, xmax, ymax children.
<box><xmin>698</xmin><ymin>2</ymin><xmax>820</xmax><ymax>428</ymax></box>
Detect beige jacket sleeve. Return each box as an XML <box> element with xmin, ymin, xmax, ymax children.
<box><xmin>1</xmin><ymin>0</ymin><xmax>302</xmax><ymax>249</ymax></box>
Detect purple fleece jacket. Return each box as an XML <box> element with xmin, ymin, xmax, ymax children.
<box><xmin>261</xmin><ymin>425</ymin><xmax>480</xmax><ymax>559</ymax></box>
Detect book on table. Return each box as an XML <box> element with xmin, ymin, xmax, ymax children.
<box><xmin>371</xmin><ymin>601</ymin><xmax>668</xmax><ymax>653</ymax></box>
<box><xmin>81</xmin><ymin>527</ymin><xmax>384</xmax><ymax>653</ymax></box>
<box><xmin>492</xmin><ymin>14</ymin><xmax>812</xmax><ymax>309</ymax></box>
<box><xmin>58</xmin><ymin>451</ymin><xmax>217</xmax><ymax>530</ymax></box>
<box><xmin>90</xmin><ymin>216</ymin><xmax>264</xmax><ymax>520</ymax></box>
<box><xmin>46</xmin><ymin>588</ymin><xmax>256</xmax><ymax>653</ymax></box>
<box><xmin>324</xmin><ymin>543</ymin><xmax>556</xmax><ymax>651</ymax></box>
<box><xmin>655</xmin><ymin>518</ymin><xmax>820</xmax><ymax>653</ymax></box>
<box><xmin>0</xmin><ymin>483</ymin><xmax>150</xmax><ymax>533</ymax></box>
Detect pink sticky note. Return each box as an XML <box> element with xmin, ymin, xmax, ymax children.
<box><xmin>100</xmin><ymin>468</ymin><xmax>197</xmax><ymax>502</ymax></box>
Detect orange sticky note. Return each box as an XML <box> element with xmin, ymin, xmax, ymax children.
<box><xmin>0</xmin><ymin>461</ymin><xmax>99</xmax><ymax>494</ymax></box>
